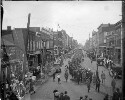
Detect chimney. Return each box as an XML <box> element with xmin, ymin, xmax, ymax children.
<box><xmin>7</xmin><ymin>26</ymin><xmax>11</xmax><ymax>30</ymax></box>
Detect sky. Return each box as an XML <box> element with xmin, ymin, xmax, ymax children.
<box><xmin>2</xmin><ymin>1</ymin><xmax>122</xmax><ymax>45</ymax></box>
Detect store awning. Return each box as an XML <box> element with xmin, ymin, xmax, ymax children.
<box><xmin>115</xmin><ymin>47</ymin><xmax>121</xmax><ymax>49</ymax></box>
<box><xmin>35</xmin><ymin>51</ymin><xmax>41</xmax><ymax>54</ymax></box>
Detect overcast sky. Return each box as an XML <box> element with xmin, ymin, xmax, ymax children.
<box><xmin>2</xmin><ymin>1</ymin><xmax>122</xmax><ymax>45</ymax></box>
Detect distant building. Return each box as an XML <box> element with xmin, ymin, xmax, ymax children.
<box><xmin>113</xmin><ymin>20</ymin><xmax>121</xmax><ymax>64</ymax></box>
<box><xmin>97</xmin><ymin>23</ymin><xmax>114</xmax><ymax>57</ymax></box>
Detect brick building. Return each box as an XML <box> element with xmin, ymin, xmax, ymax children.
<box><xmin>113</xmin><ymin>20</ymin><xmax>122</xmax><ymax>64</ymax></box>
<box><xmin>97</xmin><ymin>24</ymin><xmax>114</xmax><ymax>57</ymax></box>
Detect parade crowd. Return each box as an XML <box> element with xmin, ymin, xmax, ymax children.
<box><xmin>52</xmin><ymin>50</ymin><xmax>122</xmax><ymax>100</ymax></box>
<box><xmin>1</xmin><ymin>50</ymin><xmax>122</xmax><ymax>100</ymax></box>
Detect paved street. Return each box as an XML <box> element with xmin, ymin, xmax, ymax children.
<box><xmin>81</xmin><ymin>51</ymin><xmax>122</xmax><ymax>96</ymax></box>
<box><xmin>30</xmin><ymin>57</ymin><xmax>109</xmax><ymax>100</ymax></box>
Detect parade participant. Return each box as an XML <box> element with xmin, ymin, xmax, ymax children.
<box><xmin>63</xmin><ymin>91</ymin><xmax>70</xmax><ymax>100</ymax></box>
<box><xmin>79</xmin><ymin>96</ymin><xmax>84</xmax><ymax>100</ymax></box>
<box><xmin>77</xmin><ymin>70</ymin><xmax>80</xmax><ymax>85</ymax></box>
<box><xmin>30</xmin><ymin>79</ymin><xmax>35</xmax><ymax>95</ymax></box>
<box><xmin>79</xmin><ymin>69</ymin><xmax>83</xmax><ymax>82</ymax></box>
<box><xmin>82</xmin><ymin>69</ymin><xmax>86</xmax><ymax>83</ymax></box>
<box><xmin>96</xmin><ymin>70</ymin><xmax>99</xmax><ymax>79</ymax></box>
<box><xmin>89</xmin><ymin>71</ymin><xmax>93</xmax><ymax>84</ymax></box>
<box><xmin>101</xmin><ymin>71</ymin><xmax>106</xmax><ymax>84</ymax></box>
<box><xmin>57</xmin><ymin>74</ymin><xmax>61</xmax><ymax>84</ymax></box>
<box><xmin>53</xmin><ymin>72</ymin><xmax>56</xmax><ymax>82</ymax></box>
<box><xmin>86</xmin><ymin>77</ymin><xmax>91</xmax><ymax>93</ymax></box>
<box><xmin>92</xmin><ymin>72</ymin><xmax>96</xmax><ymax>85</ymax></box>
<box><xmin>64</xmin><ymin>70</ymin><xmax>69</xmax><ymax>82</ymax></box>
<box><xmin>107</xmin><ymin>58</ymin><xmax>109</xmax><ymax>69</ymax></box>
<box><xmin>84</xmin><ymin>95</ymin><xmax>89</xmax><ymax>100</ymax></box>
<box><xmin>95</xmin><ymin>78</ymin><xmax>101</xmax><ymax>92</ymax></box>
<box><xmin>91</xmin><ymin>59</ymin><xmax>93</xmax><ymax>64</ymax></box>
<box><xmin>111</xmin><ymin>77</ymin><xmax>116</xmax><ymax>93</ymax></box>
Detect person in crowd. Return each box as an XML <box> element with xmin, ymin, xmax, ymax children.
<box><xmin>101</xmin><ymin>71</ymin><xmax>106</xmax><ymax>84</ymax></box>
<box><xmin>91</xmin><ymin>59</ymin><xmax>93</xmax><ymax>64</ymax></box>
<box><xmin>63</xmin><ymin>91</ymin><xmax>70</xmax><ymax>100</ymax></box>
<box><xmin>92</xmin><ymin>72</ymin><xmax>96</xmax><ymax>85</ymax></box>
<box><xmin>59</xmin><ymin>92</ymin><xmax>64</xmax><ymax>100</ymax></box>
<box><xmin>96</xmin><ymin>70</ymin><xmax>99</xmax><ymax>79</ymax></box>
<box><xmin>89</xmin><ymin>71</ymin><xmax>93</xmax><ymax>84</ymax></box>
<box><xmin>53</xmin><ymin>90</ymin><xmax>60</xmax><ymax>100</ymax></box>
<box><xmin>82</xmin><ymin>69</ymin><xmax>86</xmax><ymax>83</ymax></box>
<box><xmin>112</xmin><ymin>88</ymin><xmax>121</xmax><ymax>100</ymax></box>
<box><xmin>53</xmin><ymin>89</ymin><xmax>58</xmax><ymax>99</ymax></box>
<box><xmin>64</xmin><ymin>70</ymin><xmax>69</xmax><ymax>82</ymax></box>
<box><xmin>65</xmin><ymin>65</ymin><xmax>68</xmax><ymax>72</ymax></box>
<box><xmin>95</xmin><ymin>78</ymin><xmax>101</xmax><ymax>92</ymax></box>
<box><xmin>103</xmin><ymin>94</ymin><xmax>109</xmax><ymax>100</ymax></box>
<box><xmin>79</xmin><ymin>69</ymin><xmax>83</xmax><ymax>82</ymax></box>
<box><xmin>53</xmin><ymin>72</ymin><xmax>56</xmax><ymax>82</ymax></box>
<box><xmin>30</xmin><ymin>79</ymin><xmax>35</xmax><ymax>95</ymax></box>
<box><xmin>57</xmin><ymin>73</ymin><xmax>61</xmax><ymax>84</ymax></box>
<box><xmin>107</xmin><ymin>58</ymin><xmax>109</xmax><ymax>69</ymax></box>
<box><xmin>111</xmin><ymin>77</ymin><xmax>116</xmax><ymax>93</ymax></box>
<box><xmin>79</xmin><ymin>96</ymin><xmax>84</xmax><ymax>100</ymax></box>
<box><xmin>77</xmin><ymin>70</ymin><xmax>80</xmax><ymax>85</ymax></box>
<box><xmin>86</xmin><ymin>77</ymin><xmax>91</xmax><ymax>93</ymax></box>
<box><xmin>84</xmin><ymin>95</ymin><xmax>89</xmax><ymax>100</ymax></box>
<box><xmin>9</xmin><ymin>92</ymin><xmax>19</xmax><ymax>100</ymax></box>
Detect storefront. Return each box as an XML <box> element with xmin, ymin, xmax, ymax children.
<box><xmin>114</xmin><ymin>47</ymin><xmax>121</xmax><ymax>64</ymax></box>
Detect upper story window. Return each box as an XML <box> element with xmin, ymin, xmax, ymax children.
<box><xmin>37</xmin><ymin>41</ymin><xmax>39</xmax><ymax>49</ymax></box>
<box><xmin>104</xmin><ymin>32</ymin><xmax>107</xmax><ymax>37</ymax></box>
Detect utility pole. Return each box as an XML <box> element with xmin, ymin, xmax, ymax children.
<box><xmin>122</xmin><ymin>1</ymin><xmax>125</xmax><ymax>99</ymax></box>
<box><xmin>26</xmin><ymin>13</ymin><xmax>31</xmax><ymax>73</ymax></box>
<box><xmin>53</xmin><ymin>31</ymin><xmax>54</xmax><ymax>67</ymax></box>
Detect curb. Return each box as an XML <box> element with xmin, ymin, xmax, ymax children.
<box><xmin>35</xmin><ymin>75</ymin><xmax>49</xmax><ymax>89</ymax></box>
<box><xmin>21</xmin><ymin>75</ymin><xmax>49</xmax><ymax>100</ymax></box>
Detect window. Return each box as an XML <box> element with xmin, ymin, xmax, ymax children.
<box><xmin>119</xmin><ymin>28</ymin><xmax>121</xmax><ymax>32</ymax></box>
<box><xmin>39</xmin><ymin>41</ymin><xmax>40</xmax><ymax>49</ymax></box>
<box><xmin>41</xmin><ymin>40</ymin><xmax>43</xmax><ymax>49</ymax></box>
<box><xmin>104</xmin><ymin>39</ymin><xmax>106</xmax><ymax>43</ymax></box>
<box><xmin>104</xmin><ymin>32</ymin><xmax>107</xmax><ymax>37</ymax></box>
<box><xmin>37</xmin><ymin>42</ymin><xmax>38</xmax><ymax>49</ymax></box>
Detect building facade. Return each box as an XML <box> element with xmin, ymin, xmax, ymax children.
<box><xmin>114</xmin><ymin>20</ymin><xmax>121</xmax><ymax>64</ymax></box>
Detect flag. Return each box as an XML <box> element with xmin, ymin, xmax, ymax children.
<box><xmin>58</xmin><ymin>24</ymin><xmax>60</xmax><ymax>28</ymax></box>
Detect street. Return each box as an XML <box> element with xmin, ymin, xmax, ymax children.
<box><xmin>1</xmin><ymin>2</ymin><xmax>124</xmax><ymax>100</ymax></box>
<box><xmin>30</xmin><ymin>53</ymin><xmax>114</xmax><ymax>100</ymax></box>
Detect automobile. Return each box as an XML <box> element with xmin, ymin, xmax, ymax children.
<box><xmin>97</xmin><ymin>57</ymin><xmax>104</xmax><ymax>66</ymax></box>
<box><xmin>109</xmin><ymin>64</ymin><xmax>122</xmax><ymax>79</ymax></box>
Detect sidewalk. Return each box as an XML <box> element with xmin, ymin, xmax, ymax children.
<box><xmin>114</xmin><ymin>63</ymin><xmax>121</xmax><ymax>67</ymax></box>
<box><xmin>21</xmin><ymin>74</ymin><xmax>49</xmax><ymax>100</ymax></box>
